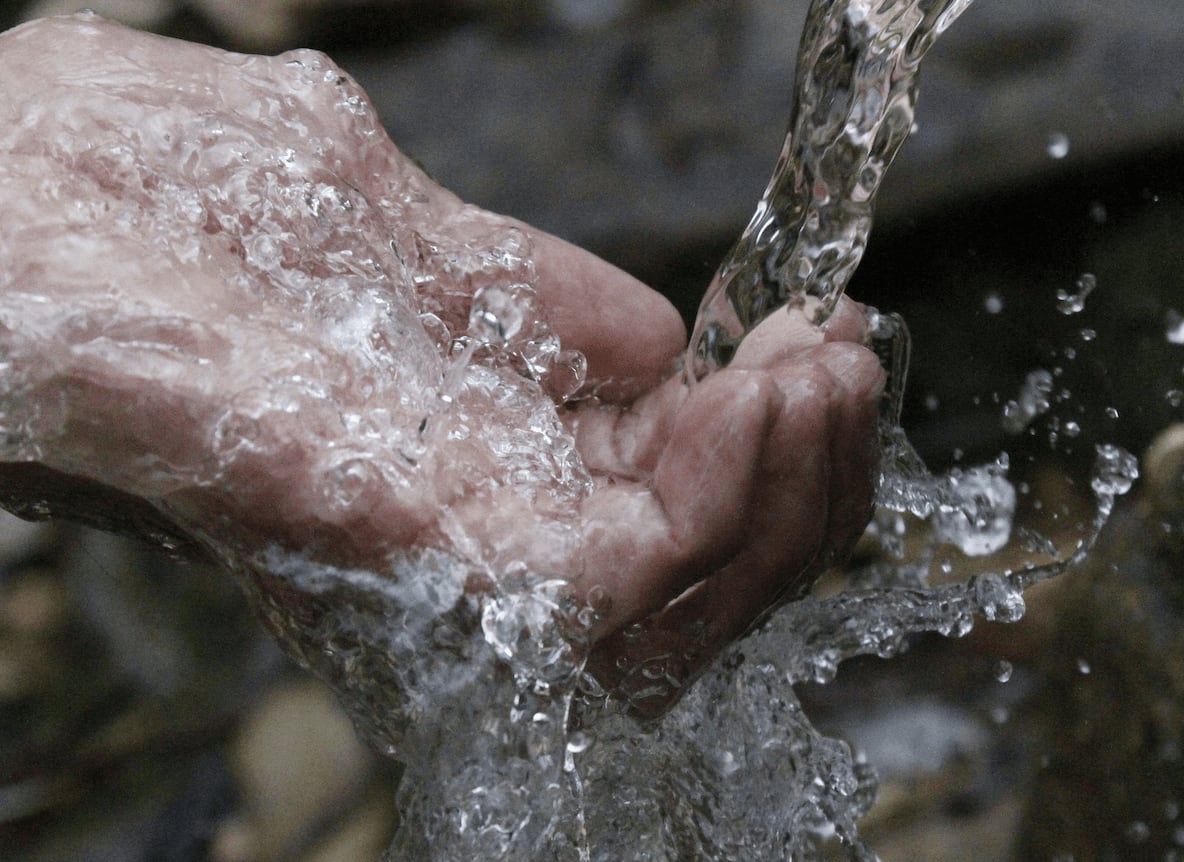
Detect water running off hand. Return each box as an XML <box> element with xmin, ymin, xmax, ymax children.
<box><xmin>374</xmin><ymin>0</ymin><xmax>1141</xmax><ymax>859</ymax></box>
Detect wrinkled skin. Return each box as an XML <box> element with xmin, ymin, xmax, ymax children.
<box><xmin>0</xmin><ymin>14</ymin><xmax>883</xmax><ymax>716</ymax></box>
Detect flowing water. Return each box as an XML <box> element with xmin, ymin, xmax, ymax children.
<box><xmin>0</xmin><ymin>7</ymin><xmax>1160</xmax><ymax>859</ymax></box>
<box><xmin>256</xmin><ymin>1</ymin><xmax>1145</xmax><ymax>859</ymax></box>
<box><xmin>82</xmin><ymin>2</ymin><xmax>1136</xmax><ymax>859</ymax></box>
<box><xmin>244</xmin><ymin>1</ymin><xmax>1144</xmax><ymax>859</ymax></box>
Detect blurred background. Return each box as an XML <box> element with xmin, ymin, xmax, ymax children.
<box><xmin>1</xmin><ymin>1</ymin><xmax>1182</xmax><ymax>859</ymax></box>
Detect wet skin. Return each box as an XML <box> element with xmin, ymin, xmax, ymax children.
<box><xmin>0</xmin><ymin>14</ymin><xmax>883</xmax><ymax>716</ymax></box>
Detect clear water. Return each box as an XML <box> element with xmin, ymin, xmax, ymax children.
<box><xmin>3</xmin><ymin>6</ymin><xmax>1138</xmax><ymax>861</ymax></box>
<box><xmin>224</xmin><ymin>2</ymin><xmax>1144</xmax><ymax>860</ymax></box>
<box><xmin>212</xmin><ymin>3</ymin><xmax>1142</xmax><ymax>860</ymax></box>
<box><xmin>687</xmin><ymin>0</ymin><xmax>976</xmax><ymax>377</ymax></box>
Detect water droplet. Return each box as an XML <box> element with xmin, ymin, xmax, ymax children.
<box><xmin>1091</xmin><ymin>443</ymin><xmax>1139</xmax><ymax>497</ymax></box>
<box><xmin>1056</xmin><ymin>273</ymin><xmax>1096</xmax><ymax>315</ymax></box>
<box><xmin>469</xmin><ymin>284</ymin><xmax>525</xmax><ymax>346</ymax></box>
<box><xmin>1002</xmin><ymin>369</ymin><xmax>1054</xmax><ymax>434</ymax></box>
<box><xmin>1079</xmin><ymin>328</ymin><xmax>1097</xmax><ymax>342</ymax></box>
<box><xmin>565</xmin><ymin>730</ymin><xmax>593</xmax><ymax>755</ymax></box>
<box><xmin>1166</xmin><ymin>310</ymin><xmax>1184</xmax><ymax>344</ymax></box>
<box><xmin>993</xmin><ymin>660</ymin><xmax>1013</xmax><ymax>683</ymax></box>
<box><xmin>1168</xmin><ymin>390</ymin><xmax>1184</xmax><ymax>408</ymax></box>
<box><xmin>983</xmin><ymin>291</ymin><xmax>1004</xmax><ymax>314</ymax></box>
<box><xmin>1088</xmin><ymin>201</ymin><xmax>1108</xmax><ymax>224</ymax></box>
<box><xmin>1124</xmin><ymin>820</ymin><xmax>1151</xmax><ymax>844</ymax></box>
<box><xmin>1046</xmin><ymin>132</ymin><xmax>1070</xmax><ymax>159</ymax></box>
<box><xmin>1076</xmin><ymin>657</ymin><xmax>1092</xmax><ymax>675</ymax></box>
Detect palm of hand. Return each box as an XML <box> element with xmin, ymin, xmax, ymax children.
<box><xmin>0</xmin><ymin>15</ymin><xmax>883</xmax><ymax>715</ymax></box>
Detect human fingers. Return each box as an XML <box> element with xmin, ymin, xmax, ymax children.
<box><xmin>586</xmin><ymin>339</ymin><xmax>883</xmax><ymax>714</ymax></box>
<box><xmin>506</xmin><ymin>218</ymin><xmax>686</xmax><ymax>402</ymax></box>
<box><xmin>570</xmin><ymin>369</ymin><xmax>782</xmax><ymax>635</ymax></box>
<box><xmin>729</xmin><ymin>294</ymin><xmax>870</xmax><ymax>372</ymax></box>
<box><xmin>418</xmin><ymin>192</ymin><xmax>686</xmax><ymax>405</ymax></box>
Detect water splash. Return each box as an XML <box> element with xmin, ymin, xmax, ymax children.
<box><xmin>2</xmin><ymin>8</ymin><xmax>1144</xmax><ymax>862</ymax></box>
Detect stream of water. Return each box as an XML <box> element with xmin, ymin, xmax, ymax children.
<box><xmin>272</xmin><ymin>1</ymin><xmax>1141</xmax><ymax>858</ymax></box>
<box><xmin>0</xmin><ymin>6</ymin><xmax>1159</xmax><ymax>859</ymax></box>
<box><xmin>290</xmin><ymin>1</ymin><xmax>1139</xmax><ymax>858</ymax></box>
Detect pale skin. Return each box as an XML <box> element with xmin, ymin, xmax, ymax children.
<box><xmin>0</xmin><ymin>14</ymin><xmax>884</xmax><ymax>716</ymax></box>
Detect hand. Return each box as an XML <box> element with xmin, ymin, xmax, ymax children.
<box><xmin>0</xmin><ymin>14</ymin><xmax>883</xmax><ymax>716</ymax></box>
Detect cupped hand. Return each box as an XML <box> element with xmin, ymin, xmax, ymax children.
<box><xmin>0</xmin><ymin>14</ymin><xmax>883</xmax><ymax>716</ymax></box>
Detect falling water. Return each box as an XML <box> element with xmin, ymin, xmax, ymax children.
<box><xmin>2</xmin><ymin>4</ymin><xmax>1139</xmax><ymax>861</ymax></box>
<box><xmin>687</xmin><ymin>0</ymin><xmax>975</xmax><ymax>377</ymax></box>
<box><xmin>265</xmin><ymin>0</ymin><xmax>1141</xmax><ymax>858</ymax></box>
<box><xmin>282</xmin><ymin>0</ymin><xmax>1139</xmax><ymax>859</ymax></box>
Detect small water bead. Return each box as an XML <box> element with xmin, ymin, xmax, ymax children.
<box><xmin>1056</xmin><ymin>273</ymin><xmax>1096</xmax><ymax>315</ymax></box>
<box><xmin>1002</xmin><ymin>369</ymin><xmax>1054</xmax><ymax>434</ymax></box>
<box><xmin>1168</xmin><ymin>389</ymin><xmax>1184</xmax><ymax>408</ymax></box>
<box><xmin>1124</xmin><ymin>820</ymin><xmax>1152</xmax><ymax>845</ymax></box>
<box><xmin>1046</xmin><ymin>131</ymin><xmax>1070</xmax><ymax>159</ymax></box>
<box><xmin>993</xmin><ymin>659</ymin><xmax>1014</xmax><ymax>683</ymax></box>
<box><xmin>1166</xmin><ymin>310</ymin><xmax>1184</xmax><ymax>345</ymax></box>
<box><xmin>1091</xmin><ymin>443</ymin><xmax>1140</xmax><ymax>497</ymax></box>
<box><xmin>468</xmin><ymin>284</ymin><xmax>526</xmax><ymax>347</ymax></box>
<box><xmin>1076</xmin><ymin>657</ymin><xmax>1092</xmax><ymax>675</ymax></box>
<box><xmin>1079</xmin><ymin>328</ymin><xmax>1097</xmax><ymax>342</ymax></box>
<box><xmin>983</xmin><ymin>291</ymin><xmax>1004</xmax><ymax>314</ymax></box>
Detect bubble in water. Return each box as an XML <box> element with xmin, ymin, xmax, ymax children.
<box><xmin>469</xmin><ymin>284</ymin><xmax>526</xmax><ymax>347</ymax></box>
<box><xmin>1046</xmin><ymin>131</ymin><xmax>1070</xmax><ymax>159</ymax></box>
<box><xmin>1056</xmin><ymin>273</ymin><xmax>1096</xmax><ymax>315</ymax></box>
